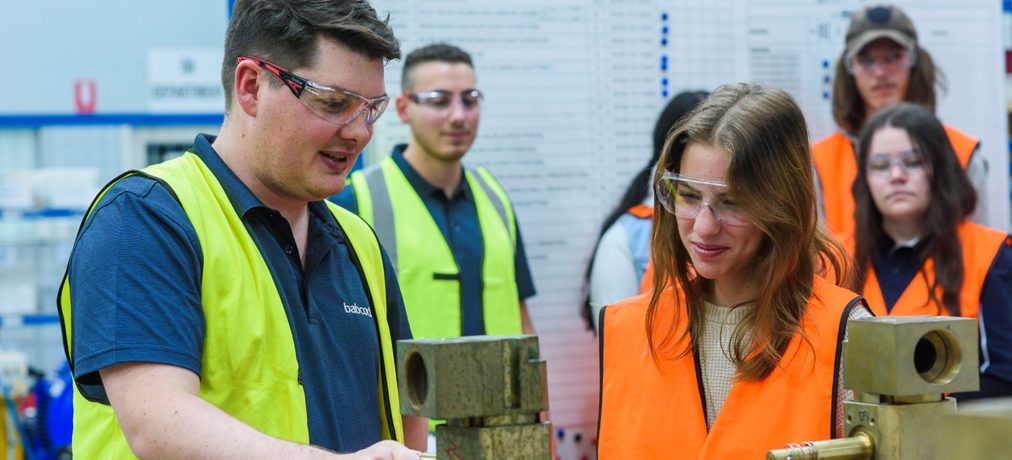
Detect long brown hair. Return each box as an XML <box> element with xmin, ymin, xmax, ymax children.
<box><xmin>851</xmin><ymin>103</ymin><xmax>976</xmax><ymax>315</ymax></box>
<box><xmin>831</xmin><ymin>44</ymin><xmax>945</xmax><ymax>136</ymax></box>
<box><xmin>647</xmin><ymin>83</ymin><xmax>850</xmax><ymax>381</ymax></box>
<box><xmin>581</xmin><ymin>90</ymin><xmax>709</xmax><ymax>331</ymax></box>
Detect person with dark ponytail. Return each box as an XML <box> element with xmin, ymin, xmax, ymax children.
<box><xmin>851</xmin><ymin>102</ymin><xmax>1012</xmax><ymax>399</ymax></box>
<box><xmin>582</xmin><ymin>90</ymin><xmax>707</xmax><ymax>332</ymax></box>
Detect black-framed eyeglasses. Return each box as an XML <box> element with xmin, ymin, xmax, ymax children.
<box><xmin>405</xmin><ymin>89</ymin><xmax>483</xmax><ymax>111</ymax></box>
<box><xmin>236</xmin><ymin>55</ymin><xmax>389</xmax><ymax>125</ymax></box>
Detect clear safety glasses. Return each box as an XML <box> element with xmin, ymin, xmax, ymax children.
<box><xmin>866</xmin><ymin>149</ymin><xmax>928</xmax><ymax>177</ymax></box>
<box><xmin>846</xmin><ymin>47</ymin><xmax>915</xmax><ymax>76</ymax></box>
<box><xmin>655</xmin><ymin>172</ymin><xmax>752</xmax><ymax>226</ymax></box>
<box><xmin>406</xmin><ymin>89</ymin><xmax>483</xmax><ymax>112</ymax></box>
<box><xmin>236</xmin><ymin>56</ymin><xmax>389</xmax><ymax>125</ymax></box>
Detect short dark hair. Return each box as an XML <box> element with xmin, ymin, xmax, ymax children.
<box><xmin>400</xmin><ymin>43</ymin><xmax>473</xmax><ymax>92</ymax></box>
<box><xmin>222</xmin><ymin>0</ymin><xmax>400</xmax><ymax>110</ymax></box>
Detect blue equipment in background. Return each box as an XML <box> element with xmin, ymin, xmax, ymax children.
<box><xmin>18</xmin><ymin>364</ymin><xmax>72</xmax><ymax>460</ymax></box>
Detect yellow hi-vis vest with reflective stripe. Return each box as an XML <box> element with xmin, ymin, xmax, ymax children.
<box><xmin>349</xmin><ymin>157</ymin><xmax>521</xmax><ymax>338</ymax></box>
<box><xmin>57</xmin><ymin>152</ymin><xmax>403</xmax><ymax>458</ymax></box>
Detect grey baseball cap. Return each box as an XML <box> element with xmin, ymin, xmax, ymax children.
<box><xmin>845</xmin><ymin>3</ymin><xmax>917</xmax><ymax>61</ymax></box>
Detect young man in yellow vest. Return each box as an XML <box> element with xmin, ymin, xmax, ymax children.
<box><xmin>334</xmin><ymin>43</ymin><xmax>537</xmax><ymax>339</ymax></box>
<box><xmin>812</xmin><ymin>2</ymin><xmax>988</xmax><ymax>245</ymax></box>
<box><xmin>57</xmin><ymin>1</ymin><xmax>427</xmax><ymax>458</ymax></box>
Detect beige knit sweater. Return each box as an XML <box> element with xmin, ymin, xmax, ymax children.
<box><xmin>698</xmin><ymin>300</ymin><xmax>871</xmax><ymax>434</ymax></box>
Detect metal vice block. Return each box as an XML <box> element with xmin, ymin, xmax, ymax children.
<box><xmin>397</xmin><ymin>336</ymin><xmax>551</xmax><ymax>459</ymax></box>
<box><xmin>397</xmin><ymin>335</ymin><xmax>548</xmax><ymax>419</ymax></box>
<box><xmin>844</xmin><ymin>398</ymin><xmax>955</xmax><ymax>459</ymax></box>
<box><xmin>435</xmin><ymin>421</ymin><xmax>551</xmax><ymax>460</ymax></box>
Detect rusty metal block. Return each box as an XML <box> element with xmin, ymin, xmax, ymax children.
<box><xmin>397</xmin><ymin>335</ymin><xmax>548</xmax><ymax>420</ymax></box>
<box><xmin>435</xmin><ymin>421</ymin><xmax>551</xmax><ymax>460</ymax></box>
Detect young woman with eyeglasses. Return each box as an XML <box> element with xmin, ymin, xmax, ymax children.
<box><xmin>597</xmin><ymin>83</ymin><xmax>871</xmax><ymax>459</ymax></box>
<box><xmin>851</xmin><ymin>102</ymin><xmax>1012</xmax><ymax>400</ymax></box>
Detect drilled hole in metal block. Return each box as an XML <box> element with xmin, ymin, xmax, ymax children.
<box><xmin>914</xmin><ymin>329</ymin><xmax>962</xmax><ymax>385</ymax></box>
<box><xmin>405</xmin><ymin>350</ymin><xmax>428</xmax><ymax>410</ymax></box>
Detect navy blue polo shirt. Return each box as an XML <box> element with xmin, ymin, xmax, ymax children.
<box><xmin>872</xmin><ymin>233</ymin><xmax>1012</xmax><ymax>398</ymax></box>
<box><xmin>331</xmin><ymin>145</ymin><xmax>536</xmax><ymax>336</ymax></box>
<box><xmin>67</xmin><ymin>134</ymin><xmax>411</xmax><ymax>453</ymax></box>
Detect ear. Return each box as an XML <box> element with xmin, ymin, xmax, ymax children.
<box><xmin>234</xmin><ymin>60</ymin><xmax>262</xmax><ymax>117</ymax></box>
<box><xmin>395</xmin><ymin>92</ymin><xmax>411</xmax><ymax>124</ymax></box>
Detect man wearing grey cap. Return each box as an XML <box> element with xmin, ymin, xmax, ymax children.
<box><xmin>812</xmin><ymin>2</ymin><xmax>987</xmax><ymax>244</ymax></box>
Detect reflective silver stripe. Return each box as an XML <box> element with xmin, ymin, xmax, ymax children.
<box><xmin>469</xmin><ymin>168</ymin><xmax>512</xmax><ymax>243</ymax></box>
<box><xmin>364</xmin><ymin>164</ymin><xmax>398</xmax><ymax>270</ymax></box>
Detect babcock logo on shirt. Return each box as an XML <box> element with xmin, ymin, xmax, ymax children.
<box><xmin>344</xmin><ymin>302</ymin><xmax>373</xmax><ymax>317</ymax></box>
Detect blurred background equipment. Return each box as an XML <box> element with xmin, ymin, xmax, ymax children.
<box><xmin>0</xmin><ymin>350</ymin><xmax>71</xmax><ymax>460</ymax></box>
<box><xmin>940</xmin><ymin>396</ymin><xmax>1012</xmax><ymax>458</ymax></box>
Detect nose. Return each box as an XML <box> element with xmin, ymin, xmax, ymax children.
<box><xmin>888</xmin><ymin>162</ymin><xmax>908</xmax><ymax>182</ymax></box>
<box><xmin>692</xmin><ymin>203</ymin><xmax>722</xmax><ymax>236</ymax></box>
<box><xmin>869</xmin><ymin>59</ymin><xmax>890</xmax><ymax>77</ymax></box>
<box><xmin>446</xmin><ymin>99</ymin><xmax>469</xmax><ymax>123</ymax></box>
<box><xmin>337</xmin><ymin>109</ymin><xmax>373</xmax><ymax>145</ymax></box>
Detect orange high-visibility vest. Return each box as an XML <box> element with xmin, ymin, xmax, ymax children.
<box><xmin>639</xmin><ymin>263</ymin><xmax>654</xmax><ymax>294</ymax></box>
<box><xmin>862</xmin><ymin>222</ymin><xmax>1010</xmax><ymax>317</ymax></box>
<box><xmin>812</xmin><ymin>125</ymin><xmax>977</xmax><ymax>243</ymax></box>
<box><xmin>627</xmin><ymin>204</ymin><xmax>654</xmax><ymax>219</ymax></box>
<box><xmin>598</xmin><ymin>277</ymin><xmax>864</xmax><ymax>459</ymax></box>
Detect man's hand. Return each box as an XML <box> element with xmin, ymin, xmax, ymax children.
<box><xmin>520</xmin><ymin>300</ymin><xmax>536</xmax><ymax>335</ymax></box>
<box><xmin>101</xmin><ymin>362</ymin><xmax>419</xmax><ymax>459</ymax></box>
<box><xmin>402</xmin><ymin>415</ymin><xmax>429</xmax><ymax>451</ymax></box>
<box><xmin>350</xmin><ymin>440</ymin><xmax>422</xmax><ymax>459</ymax></box>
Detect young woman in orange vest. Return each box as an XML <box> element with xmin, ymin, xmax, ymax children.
<box><xmin>812</xmin><ymin>3</ymin><xmax>986</xmax><ymax>244</ymax></box>
<box><xmin>851</xmin><ymin>102</ymin><xmax>1012</xmax><ymax>399</ymax></box>
<box><xmin>582</xmin><ymin>90</ymin><xmax>708</xmax><ymax>333</ymax></box>
<box><xmin>597</xmin><ymin>83</ymin><xmax>872</xmax><ymax>459</ymax></box>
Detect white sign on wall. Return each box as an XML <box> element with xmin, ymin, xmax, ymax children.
<box><xmin>146</xmin><ymin>48</ymin><xmax>225</xmax><ymax>113</ymax></box>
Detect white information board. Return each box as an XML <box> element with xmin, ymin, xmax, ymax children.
<box><xmin>366</xmin><ymin>0</ymin><xmax>1010</xmax><ymax>431</ymax></box>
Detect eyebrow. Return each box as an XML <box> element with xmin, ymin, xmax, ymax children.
<box><xmin>869</xmin><ymin>149</ymin><xmax>917</xmax><ymax>157</ymax></box>
<box><xmin>306</xmin><ymin>80</ymin><xmax>388</xmax><ymax>100</ymax></box>
<box><xmin>420</xmin><ymin>89</ymin><xmax>479</xmax><ymax>93</ymax></box>
<box><xmin>672</xmin><ymin>175</ymin><xmax>729</xmax><ymax>188</ymax></box>
<box><xmin>676</xmin><ymin>181</ymin><xmax>731</xmax><ymax>199</ymax></box>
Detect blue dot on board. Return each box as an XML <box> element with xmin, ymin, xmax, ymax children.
<box><xmin>662</xmin><ymin>89</ymin><xmax>669</xmax><ymax>97</ymax></box>
<box><xmin>662</xmin><ymin>77</ymin><xmax>669</xmax><ymax>85</ymax></box>
<box><xmin>822</xmin><ymin>90</ymin><xmax>830</xmax><ymax>99</ymax></box>
<box><xmin>662</xmin><ymin>12</ymin><xmax>668</xmax><ymax>21</ymax></box>
<box><xmin>662</xmin><ymin>26</ymin><xmax>669</xmax><ymax>34</ymax></box>
<box><xmin>822</xmin><ymin>60</ymin><xmax>829</xmax><ymax>68</ymax></box>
